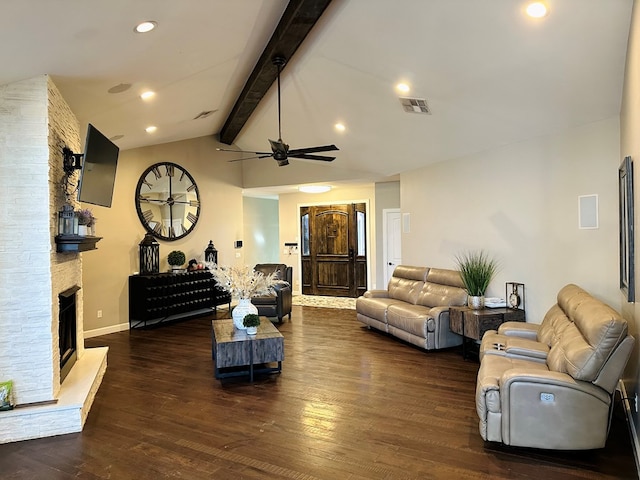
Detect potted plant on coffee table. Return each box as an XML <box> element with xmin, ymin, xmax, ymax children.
<box><xmin>243</xmin><ymin>314</ymin><xmax>261</xmax><ymax>335</ymax></box>
<box><xmin>167</xmin><ymin>250</ymin><xmax>186</xmax><ymax>272</ymax></box>
<box><xmin>455</xmin><ymin>250</ymin><xmax>499</xmax><ymax>310</ymax></box>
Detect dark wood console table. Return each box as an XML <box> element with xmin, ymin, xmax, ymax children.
<box><xmin>450</xmin><ymin>306</ymin><xmax>525</xmax><ymax>359</ymax></box>
<box><xmin>128</xmin><ymin>271</ymin><xmax>231</xmax><ymax>328</ymax></box>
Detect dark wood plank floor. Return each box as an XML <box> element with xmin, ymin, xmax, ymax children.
<box><xmin>0</xmin><ymin>305</ymin><xmax>637</xmax><ymax>479</ymax></box>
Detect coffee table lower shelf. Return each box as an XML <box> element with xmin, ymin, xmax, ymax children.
<box><xmin>211</xmin><ymin>318</ymin><xmax>284</xmax><ymax>382</ymax></box>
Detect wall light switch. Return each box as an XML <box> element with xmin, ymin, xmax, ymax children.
<box><xmin>235</xmin><ymin>252</ymin><xmax>241</xmax><ymax>258</ymax></box>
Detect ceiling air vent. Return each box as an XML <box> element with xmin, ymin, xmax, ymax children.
<box><xmin>399</xmin><ymin>97</ymin><xmax>431</xmax><ymax>114</ymax></box>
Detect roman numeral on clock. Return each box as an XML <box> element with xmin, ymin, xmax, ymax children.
<box><xmin>187</xmin><ymin>212</ymin><xmax>197</xmax><ymax>224</ymax></box>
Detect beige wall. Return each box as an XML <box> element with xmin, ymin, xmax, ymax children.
<box><xmin>620</xmin><ymin>0</ymin><xmax>640</xmax><ymax>430</ymax></box>
<box><xmin>277</xmin><ymin>184</ymin><xmax>376</xmax><ymax>294</ymax></box>
<box><xmin>81</xmin><ymin>135</ymin><xmax>244</xmax><ymax>334</ymax></box>
<box><xmin>243</xmin><ymin>196</ymin><xmax>280</xmax><ymax>266</ymax></box>
<box><xmin>401</xmin><ymin>116</ymin><xmax>620</xmax><ymax>324</ymax></box>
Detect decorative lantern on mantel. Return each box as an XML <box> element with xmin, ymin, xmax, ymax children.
<box><xmin>204</xmin><ymin>240</ymin><xmax>218</xmax><ymax>266</ymax></box>
<box><xmin>58</xmin><ymin>204</ymin><xmax>78</xmax><ymax>236</ymax></box>
<box><xmin>139</xmin><ymin>234</ymin><xmax>160</xmax><ymax>275</ymax></box>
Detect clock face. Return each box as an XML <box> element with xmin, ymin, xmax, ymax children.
<box><xmin>135</xmin><ymin>162</ymin><xmax>200</xmax><ymax>241</ymax></box>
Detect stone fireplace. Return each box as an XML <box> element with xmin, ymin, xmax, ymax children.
<box><xmin>0</xmin><ymin>75</ymin><xmax>107</xmax><ymax>443</ymax></box>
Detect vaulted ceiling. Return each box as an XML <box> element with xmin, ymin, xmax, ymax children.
<box><xmin>0</xmin><ymin>0</ymin><xmax>633</xmax><ymax>190</ymax></box>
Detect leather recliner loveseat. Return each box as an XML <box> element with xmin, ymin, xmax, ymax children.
<box><xmin>356</xmin><ymin>265</ymin><xmax>468</xmax><ymax>351</ymax></box>
<box><xmin>476</xmin><ymin>284</ymin><xmax>634</xmax><ymax>450</ymax></box>
<box><xmin>250</xmin><ymin>263</ymin><xmax>293</xmax><ymax>322</ymax></box>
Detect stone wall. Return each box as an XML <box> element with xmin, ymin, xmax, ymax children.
<box><xmin>0</xmin><ymin>75</ymin><xmax>101</xmax><ymax>443</ymax></box>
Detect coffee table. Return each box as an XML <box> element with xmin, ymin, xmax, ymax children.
<box><xmin>211</xmin><ymin>317</ymin><xmax>284</xmax><ymax>382</ymax></box>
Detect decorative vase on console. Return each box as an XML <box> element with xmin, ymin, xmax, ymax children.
<box><xmin>232</xmin><ymin>299</ymin><xmax>258</xmax><ymax>331</ymax></box>
<box><xmin>210</xmin><ymin>264</ymin><xmax>282</xmax><ymax>330</ymax></box>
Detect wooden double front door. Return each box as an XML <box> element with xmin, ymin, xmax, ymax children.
<box><xmin>300</xmin><ymin>203</ymin><xmax>367</xmax><ymax>297</ymax></box>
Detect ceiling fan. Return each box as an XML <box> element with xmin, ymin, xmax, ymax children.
<box><xmin>217</xmin><ymin>55</ymin><xmax>339</xmax><ymax>167</ymax></box>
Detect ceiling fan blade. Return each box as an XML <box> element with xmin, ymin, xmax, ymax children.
<box><xmin>289</xmin><ymin>153</ymin><xmax>336</xmax><ymax>162</ymax></box>
<box><xmin>288</xmin><ymin>144</ymin><xmax>339</xmax><ymax>155</ymax></box>
<box><xmin>217</xmin><ymin>147</ymin><xmax>271</xmax><ymax>155</ymax></box>
<box><xmin>227</xmin><ymin>154</ymin><xmax>274</xmax><ymax>162</ymax></box>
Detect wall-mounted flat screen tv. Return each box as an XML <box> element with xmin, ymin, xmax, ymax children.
<box><xmin>77</xmin><ymin>123</ymin><xmax>119</xmax><ymax>208</ymax></box>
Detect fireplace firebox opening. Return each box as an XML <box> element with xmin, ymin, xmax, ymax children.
<box><xmin>59</xmin><ymin>286</ymin><xmax>80</xmax><ymax>383</ymax></box>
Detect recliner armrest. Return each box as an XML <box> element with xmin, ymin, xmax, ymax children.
<box><xmin>501</xmin><ymin>370</ymin><xmax>611</xmax><ymax>403</ymax></box>
<box><xmin>363</xmin><ymin>290</ymin><xmax>389</xmax><ymax>298</ymax></box>
<box><xmin>497</xmin><ymin>321</ymin><xmax>539</xmax><ymax>340</ymax></box>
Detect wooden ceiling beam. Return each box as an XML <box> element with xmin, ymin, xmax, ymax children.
<box><xmin>218</xmin><ymin>0</ymin><xmax>333</xmax><ymax>145</ymax></box>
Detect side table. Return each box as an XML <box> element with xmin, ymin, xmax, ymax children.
<box><xmin>450</xmin><ymin>306</ymin><xmax>525</xmax><ymax>360</ymax></box>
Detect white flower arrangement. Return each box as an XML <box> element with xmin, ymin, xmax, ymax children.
<box><xmin>210</xmin><ymin>264</ymin><xmax>280</xmax><ymax>299</ymax></box>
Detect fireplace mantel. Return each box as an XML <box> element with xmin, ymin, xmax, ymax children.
<box><xmin>55</xmin><ymin>235</ymin><xmax>102</xmax><ymax>253</ymax></box>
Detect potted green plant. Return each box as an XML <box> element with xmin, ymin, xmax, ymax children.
<box><xmin>167</xmin><ymin>250</ymin><xmax>186</xmax><ymax>272</ymax></box>
<box><xmin>243</xmin><ymin>313</ymin><xmax>261</xmax><ymax>335</ymax></box>
<box><xmin>455</xmin><ymin>250</ymin><xmax>499</xmax><ymax>310</ymax></box>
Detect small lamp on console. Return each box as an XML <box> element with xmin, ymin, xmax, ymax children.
<box><xmin>204</xmin><ymin>240</ymin><xmax>218</xmax><ymax>267</ymax></box>
<box><xmin>139</xmin><ymin>233</ymin><xmax>160</xmax><ymax>274</ymax></box>
<box><xmin>58</xmin><ymin>204</ymin><xmax>78</xmax><ymax>236</ymax></box>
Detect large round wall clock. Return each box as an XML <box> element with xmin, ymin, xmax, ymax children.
<box><xmin>135</xmin><ymin>162</ymin><xmax>201</xmax><ymax>241</ymax></box>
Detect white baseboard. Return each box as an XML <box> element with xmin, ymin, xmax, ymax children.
<box><xmin>84</xmin><ymin>322</ymin><xmax>129</xmax><ymax>338</ymax></box>
<box><xmin>618</xmin><ymin>380</ymin><xmax>640</xmax><ymax>477</ymax></box>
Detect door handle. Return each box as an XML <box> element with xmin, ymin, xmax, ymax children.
<box><xmin>388</xmin><ymin>262</ymin><xmax>394</xmax><ymax>266</ymax></box>
<box><xmin>349</xmin><ymin>248</ymin><xmax>354</xmax><ymax>260</ymax></box>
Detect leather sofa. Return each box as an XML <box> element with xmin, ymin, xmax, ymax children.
<box><xmin>476</xmin><ymin>284</ymin><xmax>634</xmax><ymax>450</ymax></box>
<box><xmin>250</xmin><ymin>264</ymin><xmax>292</xmax><ymax>322</ymax></box>
<box><xmin>356</xmin><ymin>265</ymin><xmax>467</xmax><ymax>351</ymax></box>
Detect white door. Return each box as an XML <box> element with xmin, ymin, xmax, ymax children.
<box><xmin>383</xmin><ymin>209</ymin><xmax>402</xmax><ymax>287</ymax></box>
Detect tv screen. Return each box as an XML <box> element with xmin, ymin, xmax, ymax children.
<box><xmin>77</xmin><ymin>123</ymin><xmax>119</xmax><ymax>208</ymax></box>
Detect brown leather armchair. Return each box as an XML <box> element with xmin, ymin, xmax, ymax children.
<box><xmin>250</xmin><ymin>264</ymin><xmax>293</xmax><ymax>322</ymax></box>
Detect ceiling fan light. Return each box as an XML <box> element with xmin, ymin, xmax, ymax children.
<box><xmin>299</xmin><ymin>185</ymin><xmax>331</xmax><ymax>194</ymax></box>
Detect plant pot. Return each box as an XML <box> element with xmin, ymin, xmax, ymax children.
<box><xmin>232</xmin><ymin>298</ymin><xmax>258</xmax><ymax>330</ymax></box>
<box><xmin>468</xmin><ymin>295</ymin><xmax>485</xmax><ymax>310</ymax></box>
<box><xmin>246</xmin><ymin>326</ymin><xmax>258</xmax><ymax>335</ymax></box>
<box><xmin>77</xmin><ymin>225</ymin><xmax>88</xmax><ymax>236</ymax></box>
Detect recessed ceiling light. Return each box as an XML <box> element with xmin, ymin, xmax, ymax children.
<box><xmin>526</xmin><ymin>2</ymin><xmax>548</xmax><ymax>18</ymax></box>
<box><xmin>109</xmin><ymin>134</ymin><xmax>124</xmax><ymax>141</ymax></box>
<box><xmin>134</xmin><ymin>21</ymin><xmax>157</xmax><ymax>33</ymax></box>
<box><xmin>145</xmin><ymin>126</ymin><xmax>157</xmax><ymax>133</ymax></box>
<box><xmin>299</xmin><ymin>185</ymin><xmax>331</xmax><ymax>194</ymax></box>
<box><xmin>396</xmin><ymin>83</ymin><xmax>410</xmax><ymax>94</ymax></box>
<box><xmin>334</xmin><ymin>123</ymin><xmax>346</xmax><ymax>132</ymax></box>
<box><xmin>140</xmin><ymin>91</ymin><xmax>155</xmax><ymax>100</ymax></box>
